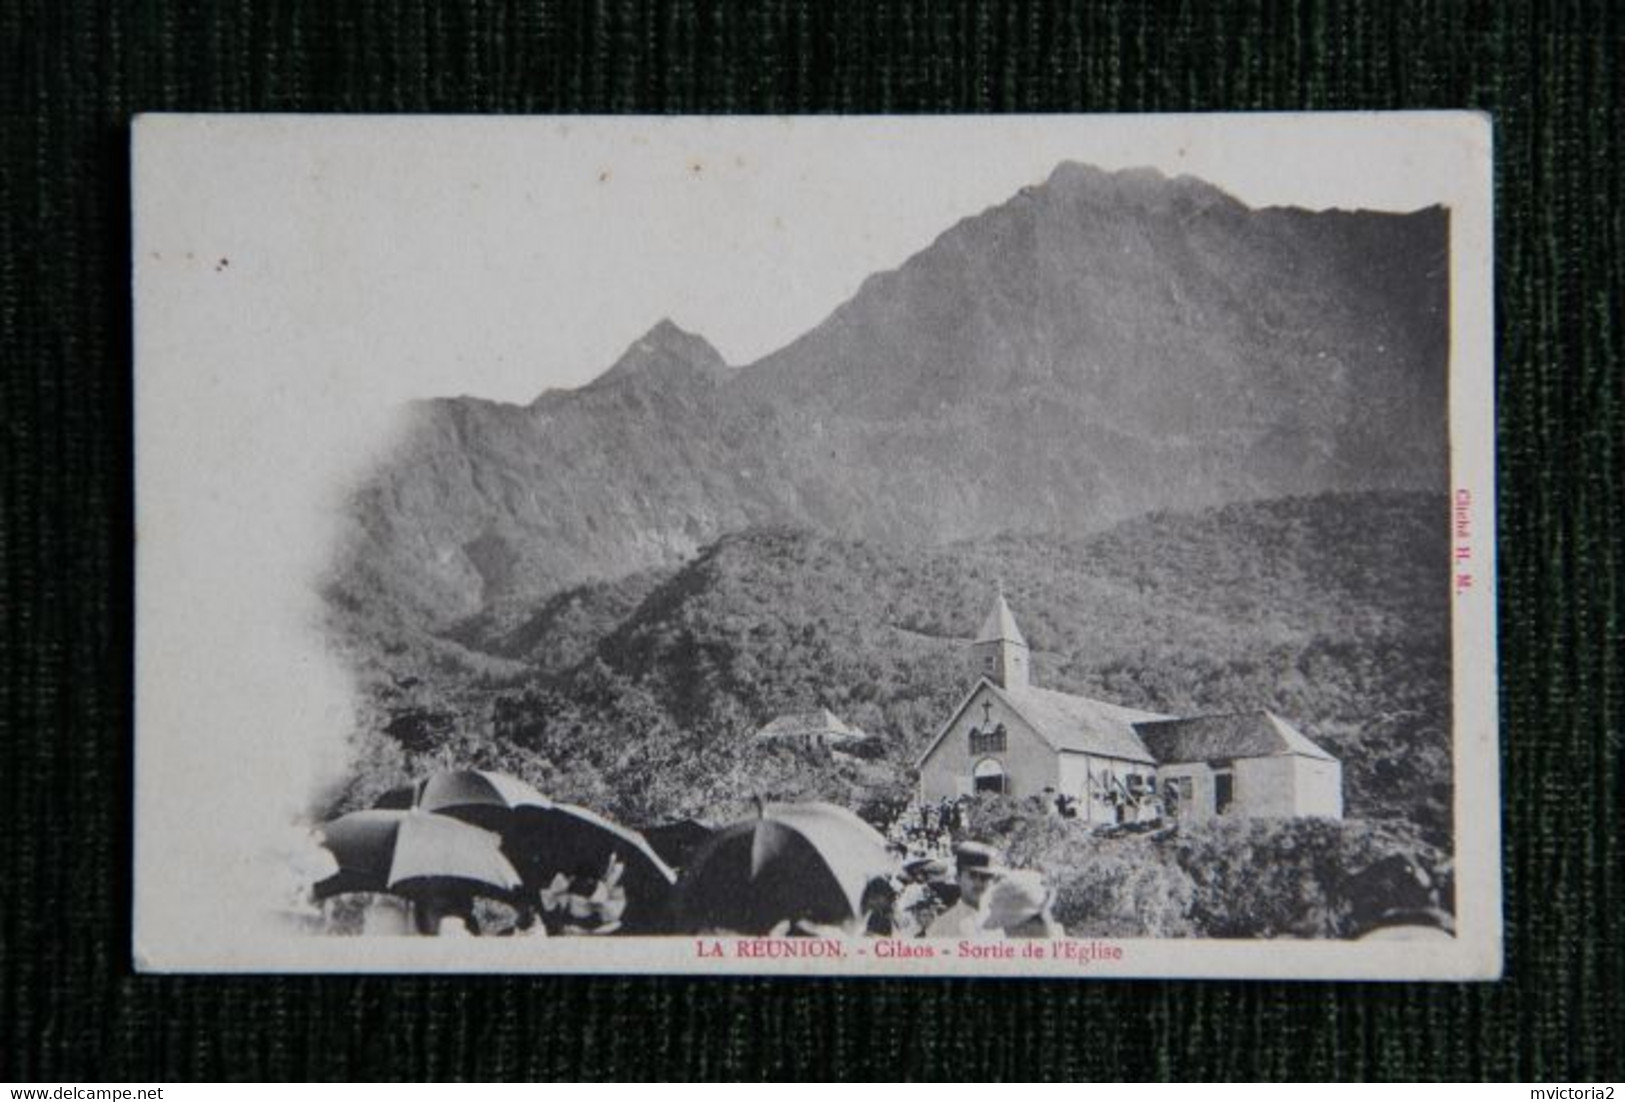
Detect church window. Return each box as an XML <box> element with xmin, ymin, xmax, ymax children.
<box><xmin>972</xmin><ymin>758</ymin><xmax>1006</xmax><ymax>795</ymax></box>
<box><xmin>969</xmin><ymin>723</ymin><xmax>1007</xmax><ymax>754</ymax></box>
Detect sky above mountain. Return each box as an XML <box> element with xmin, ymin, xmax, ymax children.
<box><xmin>140</xmin><ymin>115</ymin><xmax>1482</xmax><ymax>410</ymax></box>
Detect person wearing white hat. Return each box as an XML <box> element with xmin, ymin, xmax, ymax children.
<box><xmin>981</xmin><ymin>869</ymin><xmax>1062</xmax><ymax>938</ymax></box>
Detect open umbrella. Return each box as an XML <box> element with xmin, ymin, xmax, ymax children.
<box><xmin>311</xmin><ymin>809</ymin><xmax>522</xmax><ymax>902</ymax></box>
<box><xmin>502</xmin><ymin>802</ymin><xmax>678</xmax><ymax>931</ymax></box>
<box><xmin>373</xmin><ymin>769</ymin><xmax>550</xmax><ymax>833</ymax></box>
<box><xmin>639</xmin><ymin>819</ymin><xmax>717</xmax><ymax>871</ymax></box>
<box><xmin>374</xmin><ymin>770</ymin><xmax>678</xmax><ymax>931</ymax></box>
<box><xmin>671</xmin><ymin>801</ymin><xmax>897</xmax><ymax>935</ymax></box>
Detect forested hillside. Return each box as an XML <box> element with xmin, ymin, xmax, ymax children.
<box><xmin>326</xmin><ymin>490</ymin><xmax>1451</xmax><ymax>847</ymax></box>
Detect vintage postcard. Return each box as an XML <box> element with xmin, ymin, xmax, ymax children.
<box><xmin>133</xmin><ymin>113</ymin><xmax>1498</xmax><ymax>977</ymax></box>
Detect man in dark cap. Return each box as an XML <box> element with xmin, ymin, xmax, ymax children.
<box><xmin>924</xmin><ymin>841</ymin><xmax>1008</xmax><ymax>938</ymax></box>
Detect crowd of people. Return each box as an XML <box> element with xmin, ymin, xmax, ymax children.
<box><xmin>884</xmin><ymin>798</ymin><xmax>964</xmax><ymax>859</ymax></box>
<box><xmin>395</xmin><ymin>840</ymin><xmax>1061</xmax><ymax>940</ymax></box>
<box><xmin>883</xmin><ymin>841</ymin><xmax>1061</xmax><ymax>939</ymax></box>
<box><xmin>315</xmin><ymin>807</ymin><xmax>1062</xmax><ymax>941</ymax></box>
<box><xmin>872</xmin><ymin>798</ymin><xmax>1062</xmax><ymax>938</ymax></box>
<box><xmin>306</xmin><ymin>779</ymin><xmax>1456</xmax><ymax>942</ymax></box>
<box><xmin>399</xmin><ymin>853</ymin><xmax>636</xmax><ymax>937</ymax></box>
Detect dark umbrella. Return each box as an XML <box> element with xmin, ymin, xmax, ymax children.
<box><xmin>373</xmin><ymin>769</ymin><xmax>550</xmax><ymax>833</ymax></box>
<box><xmin>311</xmin><ymin>809</ymin><xmax>522</xmax><ymax>902</ymax></box>
<box><xmin>672</xmin><ymin>802</ymin><xmax>897</xmax><ymax>935</ymax></box>
<box><xmin>502</xmin><ymin>802</ymin><xmax>678</xmax><ymax>931</ymax></box>
<box><xmin>639</xmin><ymin>819</ymin><xmax>717</xmax><ymax>871</ymax></box>
<box><xmin>375</xmin><ymin>770</ymin><xmax>677</xmax><ymax>931</ymax></box>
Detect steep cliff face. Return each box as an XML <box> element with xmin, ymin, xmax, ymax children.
<box><xmin>342</xmin><ymin>319</ymin><xmax>764</xmax><ymax>622</ymax></box>
<box><xmin>333</xmin><ymin>163</ymin><xmax>1448</xmax><ymax>627</ymax></box>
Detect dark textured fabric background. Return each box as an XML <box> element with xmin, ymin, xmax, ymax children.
<box><xmin>1</xmin><ymin>0</ymin><xmax>1620</xmax><ymax>1083</ymax></box>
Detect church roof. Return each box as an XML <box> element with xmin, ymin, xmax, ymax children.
<box><xmin>976</xmin><ymin>594</ymin><xmax>1027</xmax><ymax>646</ymax></box>
<box><xmin>920</xmin><ymin>596</ymin><xmax>1336</xmax><ymax>771</ymax></box>
<box><xmin>987</xmin><ymin>682</ymin><xmax>1165</xmax><ymax>764</ymax></box>
<box><xmin>1133</xmin><ymin>711</ymin><xmax>1338</xmax><ymax>764</ymax></box>
<box><xmin>754</xmin><ymin>708</ymin><xmax>865</xmax><ymax>742</ymax></box>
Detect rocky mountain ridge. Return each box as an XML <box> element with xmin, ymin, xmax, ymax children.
<box><xmin>331</xmin><ymin>163</ymin><xmax>1448</xmax><ymax>629</ymax></box>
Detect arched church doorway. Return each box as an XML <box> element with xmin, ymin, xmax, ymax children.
<box><xmin>973</xmin><ymin>757</ymin><xmax>1007</xmax><ymax>795</ymax></box>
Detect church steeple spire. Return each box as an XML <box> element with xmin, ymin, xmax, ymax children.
<box><xmin>973</xmin><ymin>590</ymin><xmax>1030</xmax><ymax>689</ymax></box>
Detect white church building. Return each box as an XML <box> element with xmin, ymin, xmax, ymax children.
<box><xmin>915</xmin><ymin>595</ymin><xmax>1343</xmax><ymax>823</ymax></box>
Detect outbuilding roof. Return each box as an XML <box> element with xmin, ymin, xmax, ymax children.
<box><xmin>1133</xmin><ymin>711</ymin><xmax>1338</xmax><ymax>764</ymax></box>
<box><xmin>754</xmin><ymin>708</ymin><xmax>866</xmax><ymax>742</ymax></box>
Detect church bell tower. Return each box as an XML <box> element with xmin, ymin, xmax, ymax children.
<box><xmin>972</xmin><ymin>591</ymin><xmax>1030</xmax><ymax>690</ymax></box>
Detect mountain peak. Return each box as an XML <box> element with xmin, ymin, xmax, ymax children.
<box><xmin>1040</xmin><ymin>161</ymin><xmax>1241</xmax><ymax>210</ymax></box>
<box><xmin>641</xmin><ymin>316</ymin><xmax>699</xmax><ymax>344</ymax></box>
<box><xmin>587</xmin><ymin>318</ymin><xmax>730</xmax><ymax>389</ymax></box>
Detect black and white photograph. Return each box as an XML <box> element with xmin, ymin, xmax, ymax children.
<box><xmin>132</xmin><ymin>114</ymin><xmax>1497</xmax><ymax>976</ymax></box>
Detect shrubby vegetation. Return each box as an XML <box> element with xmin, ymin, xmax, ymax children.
<box><xmin>962</xmin><ymin>795</ymin><xmax>1450</xmax><ymax>938</ymax></box>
